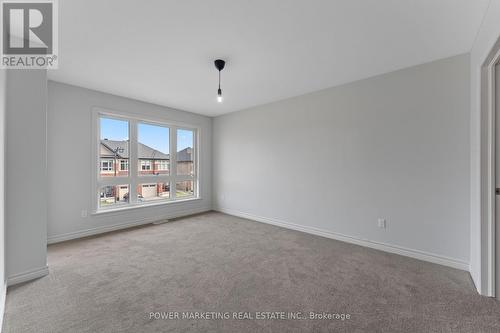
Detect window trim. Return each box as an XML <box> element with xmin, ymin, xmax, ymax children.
<box><xmin>139</xmin><ymin>159</ymin><xmax>152</xmax><ymax>171</ymax></box>
<box><xmin>100</xmin><ymin>159</ymin><xmax>114</xmax><ymax>171</ymax></box>
<box><xmin>156</xmin><ymin>160</ymin><xmax>169</xmax><ymax>171</ymax></box>
<box><xmin>91</xmin><ymin>107</ymin><xmax>200</xmax><ymax>213</ymax></box>
<box><xmin>119</xmin><ymin>159</ymin><xmax>129</xmax><ymax>171</ymax></box>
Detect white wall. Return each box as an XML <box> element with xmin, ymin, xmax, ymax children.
<box><xmin>213</xmin><ymin>54</ymin><xmax>470</xmax><ymax>268</ymax></box>
<box><xmin>47</xmin><ymin>81</ymin><xmax>212</xmax><ymax>242</ymax></box>
<box><xmin>6</xmin><ymin>70</ymin><xmax>48</xmax><ymax>284</ymax></box>
<box><xmin>0</xmin><ymin>69</ymin><xmax>6</xmax><ymax>328</ymax></box>
<box><xmin>469</xmin><ymin>1</ymin><xmax>500</xmax><ymax>295</ymax></box>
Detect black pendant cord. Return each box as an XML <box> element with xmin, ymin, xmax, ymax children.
<box><xmin>214</xmin><ymin>59</ymin><xmax>225</xmax><ymax>99</ymax></box>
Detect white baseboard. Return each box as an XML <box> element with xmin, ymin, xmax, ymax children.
<box><xmin>215</xmin><ymin>207</ymin><xmax>469</xmax><ymax>271</ymax></box>
<box><xmin>47</xmin><ymin>206</ymin><xmax>212</xmax><ymax>244</ymax></box>
<box><xmin>7</xmin><ymin>266</ymin><xmax>49</xmax><ymax>287</ymax></box>
<box><xmin>0</xmin><ymin>281</ymin><xmax>6</xmax><ymax>333</ymax></box>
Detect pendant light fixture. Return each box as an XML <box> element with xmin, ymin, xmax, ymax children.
<box><xmin>214</xmin><ymin>59</ymin><xmax>225</xmax><ymax>103</ymax></box>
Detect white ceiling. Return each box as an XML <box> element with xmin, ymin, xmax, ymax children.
<box><xmin>49</xmin><ymin>0</ymin><xmax>490</xmax><ymax>116</ymax></box>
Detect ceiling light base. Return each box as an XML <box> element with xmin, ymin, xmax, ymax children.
<box><xmin>214</xmin><ymin>59</ymin><xmax>225</xmax><ymax>71</ymax></box>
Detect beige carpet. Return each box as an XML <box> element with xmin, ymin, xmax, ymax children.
<box><xmin>3</xmin><ymin>212</ymin><xmax>500</xmax><ymax>332</ymax></box>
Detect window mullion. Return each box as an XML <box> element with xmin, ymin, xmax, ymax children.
<box><xmin>174</xmin><ymin>175</ymin><xmax>194</xmax><ymax>182</ymax></box>
<box><xmin>129</xmin><ymin>119</ymin><xmax>138</xmax><ymax>204</ymax></box>
<box><xmin>194</xmin><ymin>128</ymin><xmax>198</xmax><ymax>197</ymax></box>
<box><xmin>94</xmin><ymin>111</ymin><xmax>100</xmax><ymax>212</ymax></box>
<box><xmin>137</xmin><ymin>175</ymin><xmax>172</xmax><ymax>184</ymax></box>
<box><xmin>97</xmin><ymin>177</ymin><xmax>130</xmax><ymax>187</ymax></box>
<box><xmin>170</xmin><ymin>126</ymin><xmax>177</xmax><ymax>199</ymax></box>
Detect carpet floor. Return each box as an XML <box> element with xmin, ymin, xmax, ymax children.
<box><xmin>3</xmin><ymin>212</ymin><xmax>500</xmax><ymax>332</ymax></box>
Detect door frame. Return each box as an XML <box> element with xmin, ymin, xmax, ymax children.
<box><xmin>480</xmin><ymin>38</ymin><xmax>500</xmax><ymax>297</ymax></box>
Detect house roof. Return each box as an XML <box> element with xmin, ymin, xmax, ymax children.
<box><xmin>177</xmin><ymin>147</ymin><xmax>193</xmax><ymax>162</ymax></box>
<box><xmin>100</xmin><ymin>140</ymin><xmax>192</xmax><ymax>161</ymax></box>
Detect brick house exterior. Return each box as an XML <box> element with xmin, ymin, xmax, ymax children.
<box><xmin>99</xmin><ymin>139</ymin><xmax>193</xmax><ymax>202</ymax></box>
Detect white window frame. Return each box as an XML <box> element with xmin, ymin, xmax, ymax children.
<box><xmin>100</xmin><ymin>159</ymin><xmax>114</xmax><ymax>171</ymax></box>
<box><xmin>157</xmin><ymin>160</ymin><xmax>169</xmax><ymax>171</ymax></box>
<box><xmin>119</xmin><ymin>159</ymin><xmax>129</xmax><ymax>171</ymax></box>
<box><xmin>140</xmin><ymin>160</ymin><xmax>152</xmax><ymax>171</ymax></box>
<box><xmin>92</xmin><ymin>107</ymin><xmax>200</xmax><ymax>213</ymax></box>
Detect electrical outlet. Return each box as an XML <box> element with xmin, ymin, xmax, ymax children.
<box><xmin>81</xmin><ymin>209</ymin><xmax>88</xmax><ymax>218</ymax></box>
<box><xmin>377</xmin><ymin>218</ymin><xmax>386</xmax><ymax>229</ymax></box>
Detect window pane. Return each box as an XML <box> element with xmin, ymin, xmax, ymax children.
<box><xmin>99</xmin><ymin>185</ymin><xmax>129</xmax><ymax>208</ymax></box>
<box><xmin>138</xmin><ymin>182</ymin><xmax>170</xmax><ymax>202</ymax></box>
<box><xmin>100</xmin><ymin>117</ymin><xmax>129</xmax><ymax>177</ymax></box>
<box><xmin>120</xmin><ymin>160</ymin><xmax>129</xmax><ymax>171</ymax></box>
<box><xmin>176</xmin><ymin>181</ymin><xmax>194</xmax><ymax>198</ymax></box>
<box><xmin>177</xmin><ymin>129</ymin><xmax>194</xmax><ymax>176</ymax></box>
<box><xmin>138</xmin><ymin>123</ymin><xmax>170</xmax><ymax>176</ymax></box>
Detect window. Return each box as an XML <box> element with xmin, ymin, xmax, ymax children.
<box><xmin>138</xmin><ymin>123</ymin><xmax>169</xmax><ymax>175</ymax></box>
<box><xmin>99</xmin><ymin>185</ymin><xmax>129</xmax><ymax>208</ymax></box>
<box><xmin>157</xmin><ymin>160</ymin><xmax>169</xmax><ymax>171</ymax></box>
<box><xmin>176</xmin><ymin>181</ymin><xmax>194</xmax><ymax>198</ymax></box>
<box><xmin>177</xmin><ymin>129</ymin><xmax>194</xmax><ymax>176</ymax></box>
<box><xmin>100</xmin><ymin>159</ymin><xmax>114</xmax><ymax>172</ymax></box>
<box><xmin>95</xmin><ymin>110</ymin><xmax>198</xmax><ymax>211</ymax></box>
<box><xmin>120</xmin><ymin>160</ymin><xmax>128</xmax><ymax>171</ymax></box>
<box><xmin>100</xmin><ymin>117</ymin><xmax>129</xmax><ymax>177</ymax></box>
<box><xmin>140</xmin><ymin>160</ymin><xmax>152</xmax><ymax>171</ymax></box>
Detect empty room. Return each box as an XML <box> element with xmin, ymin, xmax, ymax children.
<box><xmin>1</xmin><ymin>0</ymin><xmax>500</xmax><ymax>332</ymax></box>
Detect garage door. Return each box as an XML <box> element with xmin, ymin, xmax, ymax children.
<box><xmin>142</xmin><ymin>184</ymin><xmax>157</xmax><ymax>198</ymax></box>
<box><xmin>118</xmin><ymin>185</ymin><xmax>129</xmax><ymax>200</ymax></box>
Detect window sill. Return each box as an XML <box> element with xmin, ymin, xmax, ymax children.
<box><xmin>92</xmin><ymin>197</ymin><xmax>202</xmax><ymax>216</ymax></box>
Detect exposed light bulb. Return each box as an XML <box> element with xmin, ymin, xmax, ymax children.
<box><xmin>217</xmin><ymin>88</ymin><xmax>223</xmax><ymax>103</ymax></box>
<box><xmin>215</xmin><ymin>60</ymin><xmax>226</xmax><ymax>104</ymax></box>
